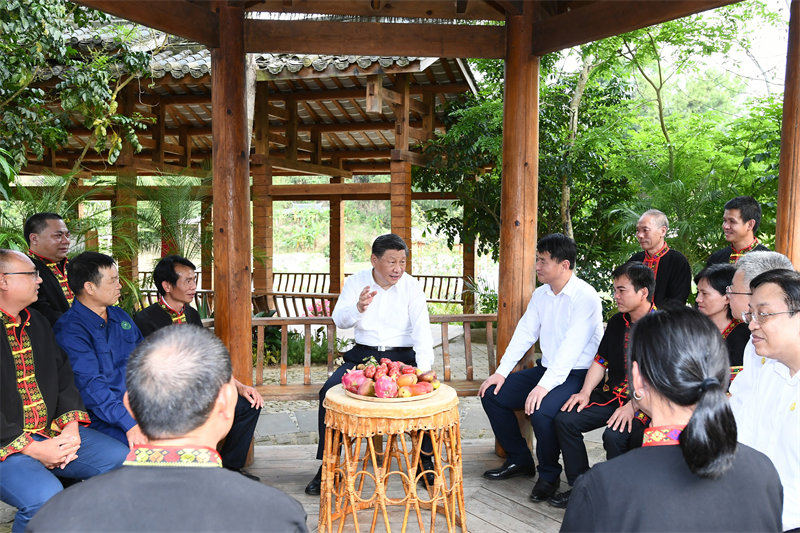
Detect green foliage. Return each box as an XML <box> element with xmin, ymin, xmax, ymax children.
<box><xmin>257</xmin><ymin>326</ymin><xmax>348</xmax><ymax>366</ymax></box>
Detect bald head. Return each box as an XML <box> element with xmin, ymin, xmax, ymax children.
<box><xmin>0</xmin><ymin>249</ymin><xmax>41</xmax><ymax>314</ymax></box>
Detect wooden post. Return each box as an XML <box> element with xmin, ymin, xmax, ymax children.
<box><xmin>201</xmin><ymin>199</ymin><xmax>213</xmax><ymax>291</ymax></box>
<box><xmin>496</xmin><ymin>5</ymin><xmax>539</xmax><ymax>361</ymax></box>
<box><xmin>112</xmin><ymin>85</ymin><xmax>139</xmax><ymax>285</ymax></box>
<box><xmin>253</xmin><ymin>81</ymin><xmax>273</xmax><ymax>296</ymax></box>
<box><xmin>179</xmin><ymin>125</ymin><xmax>192</xmax><ymax>168</ymax></box>
<box><xmin>777</xmin><ymin>0</ymin><xmax>800</xmax><ymax>268</ymax></box>
<box><xmin>211</xmin><ymin>3</ymin><xmax>252</xmax><ymax>385</ymax></box>
<box><xmin>152</xmin><ymin>102</ymin><xmax>166</xmax><ymax>165</ymax></box>
<box><xmin>330</xmin><ymin>175</ymin><xmax>345</xmax><ymax>294</ymax></box>
<box><xmin>390</xmin><ymin>73</ymin><xmax>413</xmax><ymax>272</ymax></box>
<box><xmin>286</xmin><ymin>99</ymin><xmax>298</xmax><ymax>161</ymax></box>
<box><xmin>462</xmin><ymin>237</ymin><xmax>476</xmax><ymax>313</ymax></box>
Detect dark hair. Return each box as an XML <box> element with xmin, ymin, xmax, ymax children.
<box><xmin>153</xmin><ymin>255</ymin><xmax>196</xmax><ymax>296</ymax></box>
<box><xmin>23</xmin><ymin>212</ymin><xmax>63</xmax><ymax>244</ymax></box>
<box><xmin>694</xmin><ymin>264</ymin><xmax>737</xmax><ymax>320</ymax></box>
<box><xmin>371</xmin><ymin>233</ymin><xmax>408</xmax><ymax>258</ymax></box>
<box><xmin>537</xmin><ymin>233</ymin><xmax>577</xmax><ymax>270</ymax></box>
<box><xmin>749</xmin><ymin>269</ymin><xmax>800</xmax><ymax>315</ymax></box>
<box><xmin>724</xmin><ymin>196</ymin><xmax>762</xmax><ymax>233</ymax></box>
<box><xmin>628</xmin><ymin>307</ymin><xmax>736</xmax><ymax>479</ymax></box>
<box><xmin>126</xmin><ymin>325</ymin><xmax>232</xmax><ymax>439</ymax></box>
<box><xmin>612</xmin><ymin>261</ymin><xmax>655</xmax><ymax>303</ymax></box>
<box><xmin>67</xmin><ymin>251</ymin><xmax>116</xmax><ymax>296</ymax></box>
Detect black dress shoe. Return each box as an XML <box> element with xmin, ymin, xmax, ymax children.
<box><xmin>418</xmin><ymin>455</ymin><xmax>436</xmax><ymax>487</ymax></box>
<box><xmin>304</xmin><ymin>466</ymin><xmax>322</xmax><ymax>496</ymax></box>
<box><xmin>482</xmin><ymin>461</ymin><xmax>536</xmax><ymax>480</ymax></box>
<box><xmin>529</xmin><ymin>477</ymin><xmax>560</xmax><ymax>502</ymax></box>
<box><xmin>548</xmin><ymin>489</ymin><xmax>572</xmax><ymax>508</ymax></box>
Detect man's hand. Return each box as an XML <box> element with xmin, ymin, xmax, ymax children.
<box><xmin>357</xmin><ymin>286</ymin><xmax>378</xmax><ymax>313</ymax></box>
<box><xmin>22</xmin><ymin>434</ymin><xmax>80</xmax><ymax>469</ymax></box>
<box><xmin>607</xmin><ymin>402</ymin><xmax>635</xmax><ymax>432</ymax></box>
<box><xmin>235</xmin><ymin>379</ymin><xmax>264</xmax><ymax>409</ymax></box>
<box><xmin>561</xmin><ymin>390</ymin><xmax>591</xmax><ymax>412</ymax></box>
<box><xmin>56</xmin><ymin>421</ymin><xmax>82</xmax><ymax>468</ymax></box>
<box><xmin>478</xmin><ymin>373</ymin><xmax>506</xmax><ymax>398</ymax></box>
<box><xmin>126</xmin><ymin>424</ymin><xmax>148</xmax><ymax>449</ymax></box>
<box><xmin>524</xmin><ymin>385</ymin><xmax>549</xmax><ymax>415</ymax></box>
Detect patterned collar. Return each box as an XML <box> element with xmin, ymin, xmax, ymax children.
<box><xmin>0</xmin><ymin>306</ymin><xmax>27</xmax><ymax>328</ymax></box>
<box><xmin>642</xmin><ymin>243</ymin><xmax>669</xmax><ymax>278</ymax></box>
<box><xmin>721</xmin><ymin>319</ymin><xmax>741</xmax><ymax>339</ymax></box>
<box><xmin>642</xmin><ymin>425</ymin><xmax>685</xmax><ymax>446</ymax></box>
<box><xmin>730</xmin><ymin>238</ymin><xmax>760</xmax><ymax>263</ymax></box>
<box><xmin>27</xmin><ymin>249</ymin><xmax>73</xmax><ymax>303</ymax></box>
<box><xmin>124</xmin><ymin>446</ymin><xmax>223</xmax><ymax>468</ymax></box>
<box><xmin>158</xmin><ymin>296</ymin><xmax>186</xmax><ymax>324</ymax></box>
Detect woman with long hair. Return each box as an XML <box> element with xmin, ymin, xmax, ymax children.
<box><xmin>561</xmin><ymin>307</ymin><xmax>782</xmax><ymax>532</ymax></box>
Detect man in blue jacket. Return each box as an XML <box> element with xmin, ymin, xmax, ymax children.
<box><xmin>54</xmin><ymin>252</ymin><xmax>147</xmax><ymax>448</ymax></box>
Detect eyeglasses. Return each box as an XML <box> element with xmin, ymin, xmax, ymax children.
<box><xmin>741</xmin><ymin>310</ymin><xmax>800</xmax><ymax>325</ymax></box>
<box><xmin>1</xmin><ymin>270</ymin><xmax>40</xmax><ymax>279</ymax></box>
<box><xmin>726</xmin><ymin>285</ymin><xmax>752</xmax><ymax>296</ymax></box>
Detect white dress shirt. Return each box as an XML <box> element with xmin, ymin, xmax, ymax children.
<box><xmin>731</xmin><ymin>357</ymin><xmax>800</xmax><ymax>530</ymax></box>
<box><xmin>331</xmin><ymin>269</ymin><xmax>434</xmax><ymax>371</ymax></box>
<box><xmin>496</xmin><ymin>273</ymin><xmax>604</xmax><ymax>392</ymax></box>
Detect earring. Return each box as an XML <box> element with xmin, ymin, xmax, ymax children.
<box><xmin>633</xmin><ymin>389</ymin><xmax>644</xmax><ymax>401</ymax></box>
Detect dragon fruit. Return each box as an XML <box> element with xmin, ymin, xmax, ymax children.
<box><xmin>341</xmin><ymin>369</ymin><xmax>367</xmax><ymax>393</ymax></box>
<box><xmin>375</xmin><ymin>375</ymin><xmax>399</xmax><ymax>398</ymax></box>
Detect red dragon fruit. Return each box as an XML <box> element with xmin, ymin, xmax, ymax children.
<box><xmin>341</xmin><ymin>369</ymin><xmax>367</xmax><ymax>393</ymax></box>
<box><xmin>374</xmin><ymin>375</ymin><xmax>399</xmax><ymax>398</ymax></box>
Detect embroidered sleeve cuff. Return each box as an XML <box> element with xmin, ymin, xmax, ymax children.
<box><xmin>0</xmin><ymin>433</ymin><xmax>34</xmax><ymax>461</ymax></box>
<box><xmin>593</xmin><ymin>354</ymin><xmax>608</xmax><ymax>368</ymax></box>
<box><xmin>635</xmin><ymin>410</ymin><xmax>650</xmax><ymax>425</ymax></box>
<box><xmin>54</xmin><ymin>410</ymin><xmax>91</xmax><ymax>430</ymax></box>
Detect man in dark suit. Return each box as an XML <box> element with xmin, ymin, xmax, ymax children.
<box><xmin>707</xmin><ymin>196</ymin><xmax>770</xmax><ymax>266</ymax></box>
<box><xmin>28</xmin><ymin>325</ymin><xmax>307</xmax><ymax>532</ymax></box>
<box><xmin>24</xmin><ymin>213</ymin><xmax>73</xmax><ymax>325</ymax></box>
<box><xmin>134</xmin><ymin>255</ymin><xmax>262</xmax><ymax>480</ymax></box>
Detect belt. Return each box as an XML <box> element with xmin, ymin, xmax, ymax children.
<box><xmin>355</xmin><ymin>343</ymin><xmax>411</xmax><ymax>353</ymax></box>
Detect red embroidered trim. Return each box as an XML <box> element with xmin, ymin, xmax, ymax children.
<box><xmin>0</xmin><ymin>433</ymin><xmax>33</xmax><ymax>461</ymax></box>
<box><xmin>729</xmin><ymin>238</ymin><xmax>760</xmax><ymax>264</ymax></box>
<box><xmin>28</xmin><ymin>250</ymin><xmax>73</xmax><ymax>304</ymax></box>
<box><xmin>123</xmin><ymin>446</ymin><xmax>223</xmax><ymax>467</ymax></box>
<box><xmin>721</xmin><ymin>319</ymin><xmax>741</xmax><ymax>339</ymax></box>
<box><xmin>158</xmin><ymin>296</ymin><xmax>186</xmax><ymax>324</ymax></box>
<box><xmin>2</xmin><ymin>309</ymin><xmax>48</xmax><ymax>433</ymax></box>
<box><xmin>642</xmin><ymin>425</ymin><xmax>684</xmax><ymax>446</ymax></box>
<box><xmin>53</xmin><ymin>410</ymin><xmax>91</xmax><ymax>430</ymax></box>
<box><xmin>643</xmin><ymin>244</ymin><xmax>670</xmax><ymax>280</ymax></box>
<box><xmin>729</xmin><ymin>365</ymin><xmax>744</xmax><ymax>384</ymax></box>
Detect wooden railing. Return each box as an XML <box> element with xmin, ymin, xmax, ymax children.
<box><xmin>203</xmin><ymin>313</ymin><xmax>498</xmax><ymax>400</ymax></box>
<box><xmin>262</xmin><ymin>292</ymin><xmax>338</xmax><ymax>318</ymax></box>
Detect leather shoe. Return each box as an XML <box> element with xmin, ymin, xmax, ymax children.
<box><xmin>548</xmin><ymin>489</ymin><xmax>572</xmax><ymax>508</ymax></box>
<box><xmin>482</xmin><ymin>461</ymin><xmax>536</xmax><ymax>480</ymax></box>
<box><xmin>529</xmin><ymin>478</ymin><xmax>560</xmax><ymax>502</ymax></box>
<box><xmin>304</xmin><ymin>466</ymin><xmax>322</xmax><ymax>496</ymax></box>
<box><xmin>418</xmin><ymin>455</ymin><xmax>436</xmax><ymax>487</ymax></box>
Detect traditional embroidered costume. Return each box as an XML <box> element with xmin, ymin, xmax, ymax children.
<box><xmin>630</xmin><ymin>244</ymin><xmax>692</xmax><ymax>307</ymax></box>
<box><xmin>706</xmin><ymin>238</ymin><xmax>770</xmax><ymax>267</ymax></box>
<box><xmin>26</xmin><ymin>250</ymin><xmax>73</xmax><ymax>325</ymax></box>
<box><xmin>721</xmin><ymin>318</ymin><xmax>750</xmax><ymax>368</ymax></box>
<box><xmin>133</xmin><ymin>296</ymin><xmax>202</xmax><ymax>337</ymax></box>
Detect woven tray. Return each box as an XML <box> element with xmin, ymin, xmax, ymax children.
<box><xmin>343</xmin><ymin>387</ymin><xmax>439</xmax><ymax>403</ymax></box>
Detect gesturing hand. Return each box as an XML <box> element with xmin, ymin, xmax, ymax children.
<box><xmin>357</xmin><ymin>286</ymin><xmax>378</xmax><ymax>313</ymax></box>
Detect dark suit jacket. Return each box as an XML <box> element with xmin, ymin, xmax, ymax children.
<box><xmin>630</xmin><ymin>248</ymin><xmax>692</xmax><ymax>308</ymax></box>
<box><xmin>134</xmin><ymin>302</ymin><xmax>202</xmax><ymax>338</ymax></box>
<box><xmin>28</xmin><ymin>255</ymin><xmax>71</xmax><ymax>326</ymax></box>
<box><xmin>706</xmin><ymin>243</ymin><xmax>770</xmax><ymax>266</ymax></box>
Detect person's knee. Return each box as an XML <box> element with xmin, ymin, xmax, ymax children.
<box><xmin>602</xmin><ymin>427</ymin><xmax>629</xmax><ymax>449</ymax></box>
<box><xmin>530</xmin><ymin>411</ymin><xmax>555</xmax><ymax>433</ymax></box>
<box><xmin>554</xmin><ymin>411</ymin><xmax>578</xmax><ymax>433</ymax></box>
<box><xmin>20</xmin><ymin>478</ymin><xmax>62</xmax><ymax>514</ymax></box>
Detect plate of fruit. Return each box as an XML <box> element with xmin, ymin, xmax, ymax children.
<box><xmin>341</xmin><ymin>357</ymin><xmax>441</xmax><ymax>402</ymax></box>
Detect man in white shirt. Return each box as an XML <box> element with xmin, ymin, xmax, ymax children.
<box><xmin>305</xmin><ymin>234</ymin><xmax>434</xmax><ymax>495</ymax></box>
<box><xmin>732</xmin><ymin>268</ymin><xmax>800</xmax><ymax>531</ymax></box>
<box><xmin>479</xmin><ymin>234</ymin><xmax>603</xmax><ymax>503</ymax></box>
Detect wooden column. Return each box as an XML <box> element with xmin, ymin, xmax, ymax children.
<box><xmin>211</xmin><ymin>3</ymin><xmax>252</xmax><ymax>385</ymax></box>
<box><xmin>496</xmin><ymin>4</ymin><xmax>539</xmax><ymax>362</ymax></box>
<box><xmin>462</xmin><ymin>238</ymin><xmax>477</xmax><ymax>313</ymax></box>
<box><xmin>286</xmin><ymin>99</ymin><xmax>298</xmax><ymax>161</ymax></box>
<box><xmin>152</xmin><ymin>102</ymin><xmax>165</xmax><ymax>165</ymax></box>
<box><xmin>112</xmin><ymin>85</ymin><xmax>139</xmax><ymax>284</ymax></box>
<box><xmin>200</xmin><ymin>199</ymin><xmax>213</xmax><ymax>291</ymax></box>
<box><xmin>252</xmin><ymin>81</ymin><xmax>273</xmax><ymax>295</ymax></box>
<box><xmin>777</xmin><ymin>0</ymin><xmax>800</xmax><ymax>268</ymax></box>
<box><xmin>330</xmin><ymin>175</ymin><xmax>345</xmax><ymax>294</ymax></box>
<box><xmin>390</xmin><ymin>73</ymin><xmax>413</xmax><ymax>272</ymax></box>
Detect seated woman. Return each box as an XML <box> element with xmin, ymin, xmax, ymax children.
<box><xmin>561</xmin><ymin>307</ymin><xmax>783</xmax><ymax>532</ymax></box>
<box><xmin>694</xmin><ymin>264</ymin><xmax>750</xmax><ymax>368</ymax></box>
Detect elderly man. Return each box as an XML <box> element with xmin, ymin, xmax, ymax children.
<box><xmin>134</xmin><ymin>255</ymin><xmax>262</xmax><ymax>480</ymax></box>
<box><xmin>479</xmin><ymin>234</ymin><xmax>603</xmax><ymax>503</ymax></box>
<box><xmin>305</xmin><ymin>233</ymin><xmax>435</xmax><ymax>495</ymax></box>
<box><xmin>731</xmin><ymin>269</ymin><xmax>800</xmax><ymax>531</ymax></box>
<box><xmin>24</xmin><ymin>213</ymin><xmax>73</xmax><ymax>325</ymax></box>
<box><xmin>0</xmin><ymin>250</ymin><xmax>127</xmax><ymax>533</ymax></box>
<box><xmin>707</xmin><ymin>196</ymin><xmax>769</xmax><ymax>266</ymax></box>
<box><xmin>28</xmin><ymin>325</ymin><xmax>308</xmax><ymax>532</ymax></box>
<box><xmin>53</xmin><ymin>252</ymin><xmax>146</xmax><ymax>448</ymax></box>
<box><xmin>628</xmin><ymin>209</ymin><xmax>691</xmax><ymax>307</ymax></box>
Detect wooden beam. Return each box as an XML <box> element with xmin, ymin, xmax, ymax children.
<box><xmin>251</xmin><ymin>155</ymin><xmax>353</xmax><ymax>178</ymax></box>
<box><xmin>247</xmin><ymin>0</ymin><xmax>505</xmax><ymax>21</ymax></box>
<box><xmin>270</xmin><ymin>83</ymin><xmax>472</xmax><ymax>101</ymax></box>
<box><xmin>267</xmin><ymin>103</ymin><xmax>288</xmax><ymax>120</ymax></box>
<box><xmin>71</xmin><ymin>0</ymin><xmax>219</xmax><ymax>47</ymax></box>
<box><xmin>532</xmin><ymin>0</ymin><xmax>739</xmax><ymax>55</ymax></box>
<box><xmin>366</xmin><ymin>75</ymin><xmax>383</xmax><ymax>114</ymax></box>
<box><xmin>244</xmin><ymin>19</ymin><xmax>505</xmax><ymax>59</ymax></box>
<box><xmin>391</xmin><ymin>149</ymin><xmax>430</xmax><ymax>167</ymax></box>
<box><xmin>267</xmin><ymin>182</ymin><xmax>388</xmax><ymax>197</ymax></box>
<box><xmin>777</xmin><ymin>0</ymin><xmax>800</xmax><ymax>268</ymax></box>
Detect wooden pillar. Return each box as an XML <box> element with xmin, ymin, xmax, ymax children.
<box><xmin>112</xmin><ymin>85</ymin><xmax>139</xmax><ymax>284</ymax></box>
<box><xmin>330</xmin><ymin>175</ymin><xmax>345</xmax><ymax>294</ymax></box>
<box><xmin>252</xmin><ymin>81</ymin><xmax>273</xmax><ymax>295</ymax></box>
<box><xmin>179</xmin><ymin>126</ymin><xmax>192</xmax><ymax>168</ymax></box>
<box><xmin>462</xmin><ymin>238</ymin><xmax>477</xmax><ymax>313</ymax></box>
<box><xmin>286</xmin><ymin>99</ymin><xmax>298</xmax><ymax>161</ymax></box>
<box><xmin>390</xmin><ymin>73</ymin><xmax>413</xmax><ymax>272</ymax></box>
<box><xmin>496</xmin><ymin>4</ymin><xmax>539</xmax><ymax>361</ymax></box>
<box><xmin>201</xmin><ymin>198</ymin><xmax>213</xmax><ymax>291</ymax></box>
<box><xmin>152</xmin><ymin>102</ymin><xmax>165</xmax><ymax>165</ymax></box>
<box><xmin>211</xmin><ymin>3</ymin><xmax>252</xmax><ymax>385</ymax></box>
<box><xmin>777</xmin><ymin>0</ymin><xmax>800</xmax><ymax>268</ymax></box>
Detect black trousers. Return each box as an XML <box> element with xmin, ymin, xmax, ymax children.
<box><xmin>554</xmin><ymin>401</ymin><xmax>645</xmax><ymax>486</ymax></box>
<box><xmin>316</xmin><ymin>344</ymin><xmax>424</xmax><ymax>460</ymax></box>
<box><xmin>220</xmin><ymin>395</ymin><xmax>262</xmax><ymax>470</ymax></box>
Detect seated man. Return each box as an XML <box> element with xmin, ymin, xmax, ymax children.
<box><xmin>24</xmin><ymin>212</ymin><xmax>74</xmax><ymax>325</ymax></box>
<box><xmin>134</xmin><ymin>255</ymin><xmax>262</xmax><ymax>479</ymax></box>
<box><xmin>731</xmin><ymin>268</ymin><xmax>800</xmax><ymax>532</ymax></box>
<box><xmin>628</xmin><ymin>209</ymin><xmax>691</xmax><ymax>307</ymax></box>
<box><xmin>305</xmin><ymin>233</ymin><xmax>435</xmax><ymax>495</ymax></box>
<box><xmin>0</xmin><ymin>250</ymin><xmax>128</xmax><ymax>533</ymax></box>
<box><xmin>28</xmin><ymin>325</ymin><xmax>308</xmax><ymax>532</ymax></box>
<box><xmin>479</xmin><ymin>234</ymin><xmax>603</xmax><ymax>504</ymax></box>
<box><xmin>707</xmin><ymin>196</ymin><xmax>769</xmax><ymax>266</ymax></box>
<box><xmin>53</xmin><ymin>252</ymin><xmax>147</xmax><ymax>447</ymax></box>
<box><xmin>550</xmin><ymin>261</ymin><xmax>654</xmax><ymax>508</ymax></box>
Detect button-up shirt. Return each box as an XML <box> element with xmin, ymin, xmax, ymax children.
<box><xmin>54</xmin><ymin>300</ymin><xmax>143</xmax><ymax>442</ymax></box>
<box><xmin>731</xmin><ymin>357</ymin><xmax>800</xmax><ymax>530</ymax></box>
<box><xmin>332</xmin><ymin>269</ymin><xmax>434</xmax><ymax>371</ymax></box>
<box><xmin>496</xmin><ymin>274</ymin><xmax>603</xmax><ymax>392</ymax></box>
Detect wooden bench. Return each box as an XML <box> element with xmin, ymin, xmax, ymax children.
<box><xmin>203</xmin><ymin>314</ymin><xmax>498</xmax><ymax>401</ymax></box>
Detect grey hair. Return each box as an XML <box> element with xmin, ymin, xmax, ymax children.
<box><xmin>640</xmin><ymin>209</ymin><xmax>669</xmax><ymax>230</ymax></box>
<box><xmin>126</xmin><ymin>325</ymin><xmax>232</xmax><ymax>439</ymax></box>
<box><xmin>736</xmin><ymin>251</ymin><xmax>794</xmax><ymax>283</ymax></box>
<box><xmin>0</xmin><ymin>249</ymin><xmax>27</xmax><ymax>271</ymax></box>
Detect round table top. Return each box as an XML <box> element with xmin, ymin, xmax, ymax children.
<box><xmin>324</xmin><ymin>383</ymin><xmax>458</xmax><ymax>420</ymax></box>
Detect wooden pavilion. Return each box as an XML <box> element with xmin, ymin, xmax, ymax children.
<box><xmin>42</xmin><ymin>0</ymin><xmax>800</xmax><ymax>388</ymax></box>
